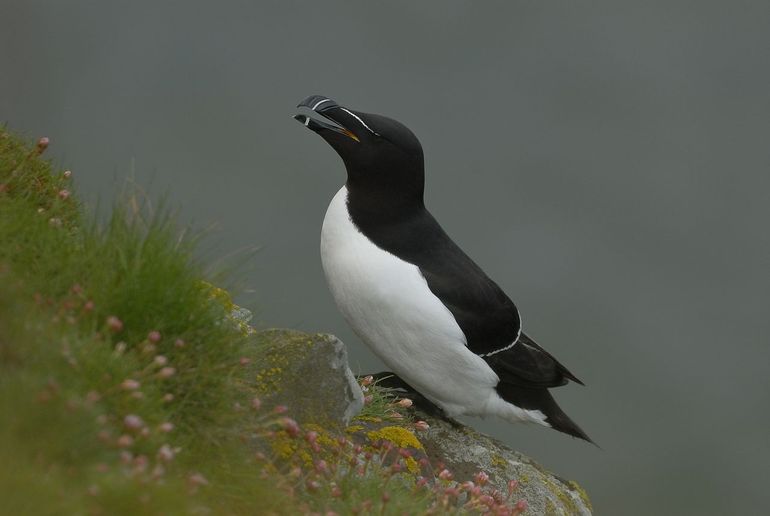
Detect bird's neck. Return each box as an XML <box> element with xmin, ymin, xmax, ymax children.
<box><xmin>344</xmin><ymin>180</ymin><xmax>426</xmax><ymax>228</ymax></box>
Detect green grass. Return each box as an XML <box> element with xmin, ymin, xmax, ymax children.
<box><xmin>0</xmin><ymin>129</ymin><xmax>281</xmax><ymax>514</ymax></box>
<box><xmin>0</xmin><ymin>128</ymin><xmax>527</xmax><ymax>515</ymax></box>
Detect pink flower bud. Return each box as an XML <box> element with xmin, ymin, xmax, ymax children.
<box><xmin>398</xmin><ymin>448</ymin><xmax>412</xmax><ymax>458</ymax></box>
<box><xmin>157</xmin><ymin>444</ymin><xmax>175</xmax><ymax>462</ymax></box>
<box><xmin>251</xmin><ymin>397</ymin><xmax>262</xmax><ymax>410</ymax></box>
<box><xmin>474</xmin><ymin>471</ymin><xmax>489</xmax><ymax>486</ymax></box>
<box><xmin>174</xmin><ymin>338</ymin><xmax>185</xmax><ymax>348</ymax></box>
<box><xmin>513</xmin><ymin>499</ymin><xmax>528</xmax><ymax>514</ymax></box>
<box><xmin>397</xmin><ymin>398</ymin><xmax>413</xmax><ymax>408</ymax></box>
<box><xmin>63</xmin><ymin>170</ymin><xmax>72</xmax><ymax>179</ymax></box>
<box><xmin>158</xmin><ymin>367</ymin><xmax>176</xmax><ymax>378</ymax></box>
<box><xmin>416</xmin><ymin>476</ymin><xmax>428</xmax><ymax>488</ymax></box>
<box><xmin>438</xmin><ymin>469</ymin><xmax>453</xmax><ymax>481</ymax></box>
<box><xmin>360</xmin><ymin>375</ymin><xmax>374</xmax><ymax>386</ymax></box>
<box><xmin>123</xmin><ymin>414</ymin><xmax>144</xmax><ymax>430</ymax></box>
<box><xmin>414</xmin><ymin>420</ymin><xmax>430</xmax><ymax>431</ymax></box>
<box><xmin>36</xmin><ymin>137</ymin><xmax>49</xmax><ymax>153</ymax></box>
<box><xmin>83</xmin><ymin>300</ymin><xmax>94</xmax><ymax>312</ymax></box>
<box><xmin>273</xmin><ymin>405</ymin><xmax>288</xmax><ymax>414</ymax></box>
<box><xmin>147</xmin><ymin>330</ymin><xmax>161</xmax><ymax>343</ymax></box>
<box><xmin>508</xmin><ymin>479</ymin><xmax>519</xmax><ymax>495</ymax></box>
<box><xmin>315</xmin><ymin>460</ymin><xmax>328</xmax><ymax>474</ymax></box>
<box><xmin>121</xmin><ymin>379</ymin><xmax>140</xmax><ymax>390</ymax></box>
<box><xmin>106</xmin><ymin>316</ymin><xmax>123</xmax><ymax>332</ymax></box>
<box><xmin>280</xmin><ymin>417</ymin><xmax>300</xmax><ymax>437</ymax></box>
<box><xmin>305</xmin><ymin>430</ymin><xmax>318</xmax><ymax>444</ymax></box>
<box><xmin>159</xmin><ymin>422</ymin><xmax>174</xmax><ymax>433</ymax></box>
<box><xmin>57</xmin><ymin>189</ymin><xmax>70</xmax><ymax>200</ymax></box>
<box><xmin>154</xmin><ymin>355</ymin><xmax>168</xmax><ymax>366</ymax></box>
<box><xmin>117</xmin><ymin>434</ymin><xmax>133</xmax><ymax>447</ymax></box>
<box><xmin>188</xmin><ymin>473</ymin><xmax>209</xmax><ymax>486</ymax></box>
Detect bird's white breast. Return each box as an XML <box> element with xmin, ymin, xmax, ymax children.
<box><xmin>320</xmin><ymin>186</ymin><xmax>501</xmax><ymax>415</ymax></box>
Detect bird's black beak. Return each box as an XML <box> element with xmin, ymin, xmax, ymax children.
<box><xmin>294</xmin><ymin>95</ymin><xmax>360</xmax><ymax>142</ymax></box>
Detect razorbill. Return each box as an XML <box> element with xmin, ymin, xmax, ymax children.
<box><xmin>294</xmin><ymin>95</ymin><xmax>592</xmax><ymax>442</ymax></box>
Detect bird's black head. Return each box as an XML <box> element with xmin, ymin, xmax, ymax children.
<box><xmin>295</xmin><ymin>95</ymin><xmax>425</xmax><ymax>208</ymax></box>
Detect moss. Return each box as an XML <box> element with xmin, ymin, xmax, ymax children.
<box><xmin>346</xmin><ymin>425</ymin><xmax>364</xmax><ymax>434</ymax></box>
<box><xmin>352</xmin><ymin>415</ymin><xmax>382</xmax><ymax>424</ymax></box>
<box><xmin>568</xmin><ymin>480</ymin><xmax>593</xmax><ymax>512</ymax></box>
<box><xmin>366</xmin><ymin>426</ymin><xmax>423</xmax><ymax>451</ymax></box>
<box><xmin>404</xmin><ymin>456</ymin><xmax>420</xmax><ymax>475</ymax></box>
<box><xmin>490</xmin><ymin>453</ymin><xmax>508</xmax><ymax>469</ymax></box>
<box><xmin>540</xmin><ymin>475</ymin><xmax>581</xmax><ymax>515</ymax></box>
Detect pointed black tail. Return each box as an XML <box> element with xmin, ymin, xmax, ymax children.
<box><xmin>496</xmin><ymin>382</ymin><xmax>595</xmax><ymax>444</ymax></box>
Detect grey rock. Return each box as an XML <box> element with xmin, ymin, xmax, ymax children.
<box><xmin>416</xmin><ymin>411</ymin><xmax>593</xmax><ymax>515</ymax></box>
<box><xmin>247</xmin><ymin>329</ymin><xmax>364</xmax><ymax>429</ymax></box>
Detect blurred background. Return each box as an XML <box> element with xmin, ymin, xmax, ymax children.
<box><xmin>2</xmin><ymin>1</ymin><xmax>769</xmax><ymax>513</ymax></box>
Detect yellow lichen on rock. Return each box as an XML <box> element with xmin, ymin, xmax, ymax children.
<box><xmin>366</xmin><ymin>426</ymin><xmax>423</xmax><ymax>451</ymax></box>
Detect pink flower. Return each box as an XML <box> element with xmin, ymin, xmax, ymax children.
<box><xmin>251</xmin><ymin>397</ymin><xmax>262</xmax><ymax>410</ymax></box>
<box><xmin>36</xmin><ymin>137</ymin><xmax>49</xmax><ymax>153</ymax></box>
<box><xmin>106</xmin><ymin>316</ymin><xmax>123</xmax><ymax>332</ymax></box>
<box><xmin>273</xmin><ymin>405</ymin><xmax>288</xmax><ymax>414</ymax></box>
<box><xmin>63</xmin><ymin>170</ymin><xmax>72</xmax><ymax>179</ymax></box>
<box><xmin>513</xmin><ymin>499</ymin><xmax>528</xmax><ymax>514</ymax></box>
<box><xmin>360</xmin><ymin>375</ymin><xmax>374</xmax><ymax>386</ymax></box>
<box><xmin>57</xmin><ymin>189</ymin><xmax>70</xmax><ymax>200</ymax></box>
<box><xmin>188</xmin><ymin>473</ymin><xmax>209</xmax><ymax>486</ymax></box>
<box><xmin>507</xmin><ymin>479</ymin><xmax>519</xmax><ymax>496</ymax></box>
<box><xmin>396</xmin><ymin>398</ymin><xmax>413</xmax><ymax>408</ymax></box>
<box><xmin>280</xmin><ymin>417</ymin><xmax>300</xmax><ymax>437</ymax></box>
<box><xmin>305</xmin><ymin>430</ymin><xmax>318</xmax><ymax>444</ymax></box>
<box><xmin>416</xmin><ymin>477</ymin><xmax>428</xmax><ymax>488</ymax></box>
<box><xmin>414</xmin><ymin>420</ymin><xmax>430</xmax><ymax>431</ymax></box>
<box><xmin>315</xmin><ymin>460</ymin><xmax>328</xmax><ymax>474</ymax></box>
<box><xmin>116</xmin><ymin>434</ymin><xmax>134</xmax><ymax>448</ymax></box>
<box><xmin>158</xmin><ymin>367</ymin><xmax>176</xmax><ymax>378</ymax></box>
<box><xmin>147</xmin><ymin>330</ymin><xmax>161</xmax><ymax>343</ymax></box>
<box><xmin>123</xmin><ymin>414</ymin><xmax>144</xmax><ymax>430</ymax></box>
<box><xmin>121</xmin><ymin>379</ymin><xmax>140</xmax><ymax>390</ymax></box>
<box><xmin>157</xmin><ymin>444</ymin><xmax>175</xmax><ymax>462</ymax></box>
<box><xmin>159</xmin><ymin>422</ymin><xmax>174</xmax><ymax>433</ymax></box>
<box><xmin>438</xmin><ymin>469</ymin><xmax>453</xmax><ymax>481</ymax></box>
<box><xmin>83</xmin><ymin>300</ymin><xmax>95</xmax><ymax>312</ymax></box>
<box><xmin>154</xmin><ymin>355</ymin><xmax>168</xmax><ymax>366</ymax></box>
<box><xmin>174</xmin><ymin>338</ymin><xmax>185</xmax><ymax>348</ymax></box>
<box><xmin>474</xmin><ymin>471</ymin><xmax>490</xmax><ymax>486</ymax></box>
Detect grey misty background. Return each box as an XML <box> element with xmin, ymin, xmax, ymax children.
<box><xmin>2</xmin><ymin>1</ymin><xmax>769</xmax><ymax>513</ymax></box>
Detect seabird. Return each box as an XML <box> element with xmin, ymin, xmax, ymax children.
<box><xmin>294</xmin><ymin>95</ymin><xmax>592</xmax><ymax>442</ymax></box>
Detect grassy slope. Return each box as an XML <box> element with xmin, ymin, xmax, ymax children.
<box><xmin>0</xmin><ymin>129</ymin><xmax>285</xmax><ymax>514</ymax></box>
<box><xmin>0</xmin><ymin>129</ymin><xmax>528</xmax><ymax>515</ymax></box>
